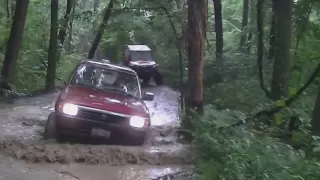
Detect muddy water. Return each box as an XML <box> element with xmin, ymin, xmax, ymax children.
<box><xmin>0</xmin><ymin>86</ymin><xmax>194</xmax><ymax>179</ymax></box>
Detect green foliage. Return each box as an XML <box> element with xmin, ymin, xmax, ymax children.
<box><xmin>0</xmin><ymin>0</ymin><xmax>188</xmax><ymax>90</ymax></box>
<box><xmin>0</xmin><ymin>0</ymin><xmax>320</xmax><ymax>179</ymax></box>
<box><xmin>192</xmin><ymin>108</ymin><xmax>320</xmax><ymax>180</ymax></box>
<box><xmin>189</xmin><ymin>0</ymin><xmax>320</xmax><ymax>179</ymax></box>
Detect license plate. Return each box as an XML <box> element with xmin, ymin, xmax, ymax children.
<box><xmin>91</xmin><ymin>128</ymin><xmax>110</xmax><ymax>138</ymax></box>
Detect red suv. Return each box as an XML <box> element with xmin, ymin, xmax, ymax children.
<box><xmin>43</xmin><ymin>59</ymin><xmax>154</xmax><ymax>145</ymax></box>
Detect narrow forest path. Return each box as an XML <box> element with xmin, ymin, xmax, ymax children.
<box><xmin>0</xmin><ymin>86</ymin><xmax>194</xmax><ymax>180</ymax></box>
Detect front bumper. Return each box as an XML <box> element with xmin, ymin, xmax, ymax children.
<box><xmin>130</xmin><ymin>65</ymin><xmax>158</xmax><ymax>78</ymax></box>
<box><xmin>54</xmin><ymin>112</ymin><xmax>146</xmax><ymax>139</ymax></box>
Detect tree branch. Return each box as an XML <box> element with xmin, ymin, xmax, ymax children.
<box><xmin>228</xmin><ymin>56</ymin><xmax>320</xmax><ymax>128</ymax></box>
<box><xmin>88</xmin><ymin>0</ymin><xmax>115</xmax><ymax>59</ymax></box>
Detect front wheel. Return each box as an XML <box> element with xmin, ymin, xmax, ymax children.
<box><xmin>154</xmin><ymin>71</ymin><xmax>163</xmax><ymax>85</ymax></box>
<box><xmin>43</xmin><ymin>113</ymin><xmax>65</xmax><ymax>142</ymax></box>
<box><xmin>43</xmin><ymin>113</ymin><xmax>57</xmax><ymax>140</ymax></box>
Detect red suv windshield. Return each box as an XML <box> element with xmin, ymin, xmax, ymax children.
<box><xmin>69</xmin><ymin>64</ymin><xmax>141</xmax><ymax>98</ymax></box>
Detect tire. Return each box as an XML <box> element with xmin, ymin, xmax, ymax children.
<box><xmin>154</xmin><ymin>71</ymin><xmax>163</xmax><ymax>85</ymax></box>
<box><xmin>43</xmin><ymin>113</ymin><xmax>65</xmax><ymax>142</ymax></box>
<box><xmin>43</xmin><ymin>113</ymin><xmax>57</xmax><ymax>140</ymax></box>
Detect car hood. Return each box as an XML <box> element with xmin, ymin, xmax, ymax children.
<box><xmin>60</xmin><ymin>85</ymin><xmax>149</xmax><ymax>117</ymax></box>
<box><xmin>129</xmin><ymin>61</ymin><xmax>156</xmax><ymax>66</ymax></box>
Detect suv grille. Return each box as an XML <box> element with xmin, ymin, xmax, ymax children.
<box><xmin>77</xmin><ymin>108</ymin><xmax>128</xmax><ymax>124</ymax></box>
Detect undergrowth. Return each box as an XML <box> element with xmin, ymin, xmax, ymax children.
<box><xmin>191</xmin><ymin>108</ymin><xmax>320</xmax><ymax>180</ymax></box>
<box><xmin>188</xmin><ymin>52</ymin><xmax>319</xmax><ymax>179</ymax></box>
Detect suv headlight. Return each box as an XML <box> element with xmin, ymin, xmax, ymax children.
<box><xmin>62</xmin><ymin>103</ymin><xmax>78</xmax><ymax>116</ymax></box>
<box><xmin>129</xmin><ymin>116</ymin><xmax>145</xmax><ymax>128</ymax></box>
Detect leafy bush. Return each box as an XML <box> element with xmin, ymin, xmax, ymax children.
<box><xmin>14</xmin><ymin>53</ymin><xmax>83</xmax><ymax>92</ymax></box>
<box><xmin>192</xmin><ymin>107</ymin><xmax>320</xmax><ymax>180</ymax></box>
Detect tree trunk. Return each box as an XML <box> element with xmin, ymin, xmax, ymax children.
<box><xmin>58</xmin><ymin>0</ymin><xmax>74</xmax><ymax>47</ymax></box>
<box><xmin>267</xmin><ymin>4</ymin><xmax>276</xmax><ymax>60</ymax></box>
<box><xmin>11</xmin><ymin>0</ymin><xmax>15</xmax><ymax>19</ymax></box>
<box><xmin>257</xmin><ymin>0</ymin><xmax>271</xmax><ymax>98</ymax></box>
<box><xmin>240</xmin><ymin>0</ymin><xmax>249</xmax><ymax>51</ymax></box>
<box><xmin>311</xmin><ymin>87</ymin><xmax>320</xmax><ymax>135</ymax></box>
<box><xmin>68</xmin><ymin>5</ymin><xmax>76</xmax><ymax>52</ymax></box>
<box><xmin>246</xmin><ymin>0</ymin><xmax>256</xmax><ymax>53</ymax></box>
<box><xmin>186</xmin><ymin>0</ymin><xmax>207</xmax><ymax>113</ymax></box>
<box><xmin>246</xmin><ymin>32</ymin><xmax>252</xmax><ymax>53</ymax></box>
<box><xmin>5</xmin><ymin>0</ymin><xmax>10</xmax><ymax>18</ymax></box>
<box><xmin>213</xmin><ymin>0</ymin><xmax>223</xmax><ymax>72</ymax></box>
<box><xmin>1</xmin><ymin>0</ymin><xmax>29</xmax><ymax>87</ymax></box>
<box><xmin>45</xmin><ymin>0</ymin><xmax>59</xmax><ymax>90</ymax></box>
<box><xmin>94</xmin><ymin>0</ymin><xmax>100</xmax><ymax>12</ymax></box>
<box><xmin>270</xmin><ymin>0</ymin><xmax>293</xmax><ymax>100</ymax></box>
<box><xmin>88</xmin><ymin>0</ymin><xmax>115</xmax><ymax>59</ymax></box>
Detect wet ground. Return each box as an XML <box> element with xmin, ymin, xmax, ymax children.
<box><xmin>0</xmin><ymin>86</ymin><xmax>194</xmax><ymax>179</ymax></box>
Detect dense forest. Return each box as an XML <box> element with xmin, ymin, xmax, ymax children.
<box><xmin>1</xmin><ymin>0</ymin><xmax>320</xmax><ymax>179</ymax></box>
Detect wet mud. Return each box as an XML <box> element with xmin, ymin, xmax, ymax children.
<box><xmin>0</xmin><ymin>85</ymin><xmax>193</xmax><ymax>179</ymax></box>
<box><xmin>0</xmin><ymin>138</ymin><xmax>192</xmax><ymax>165</ymax></box>
<box><xmin>0</xmin><ymin>153</ymin><xmax>194</xmax><ymax>180</ymax></box>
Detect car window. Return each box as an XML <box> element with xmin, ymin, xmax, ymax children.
<box><xmin>130</xmin><ymin>51</ymin><xmax>152</xmax><ymax>61</ymax></box>
<box><xmin>70</xmin><ymin>64</ymin><xmax>141</xmax><ymax>98</ymax></box>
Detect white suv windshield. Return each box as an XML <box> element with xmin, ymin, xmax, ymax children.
<box><xmin>70</xmin><ymin>64</ymin><xmax>141</xmax><ymax>98</ymax></box>
<box><xmin>130</xmin><ymin>51</ymin><xmax>152</xmax><ymax>61</ymax></box>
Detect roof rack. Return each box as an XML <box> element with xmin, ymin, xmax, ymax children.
<box><xmin>126</xmin><ymin>45</ymin><xmax>151</xmax><ymax>51</ymax></box>
<box><xmin>89</xmin><ymin>58</ymin><xmax>110</xmax><ymax>63</ymax></box>
<box><xmin>100</xmin><ymin>59</ymin><xmax>110</xmax><ymax>63</ymax></box>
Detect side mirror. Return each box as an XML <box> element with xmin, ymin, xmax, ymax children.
<box><xmin>142</xmin><ymin>92</ymin><xmax>154</xmax><ymax>101</ymax></box>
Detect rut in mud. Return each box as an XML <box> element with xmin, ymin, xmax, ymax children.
<box><xmin>0</xmin><ymin>86</ymin><xmax>192</xmax><ymax>166</ymax></box>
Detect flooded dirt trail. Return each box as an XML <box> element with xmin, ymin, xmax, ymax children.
<box><xmin>0</xmin><ymin>86</ymin><xmax>194</xmax><ymax>180</ymax></box>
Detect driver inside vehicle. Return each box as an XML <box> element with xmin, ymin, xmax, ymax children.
<box><xmin>71</xmin><ymin>64</ymin><xmax>140</xmax><ymax>97</ymax></box>
<box><xmin>96</xmin><ymin>70</ymin><xmax>125</xmax><ymax>90</ymax></box>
